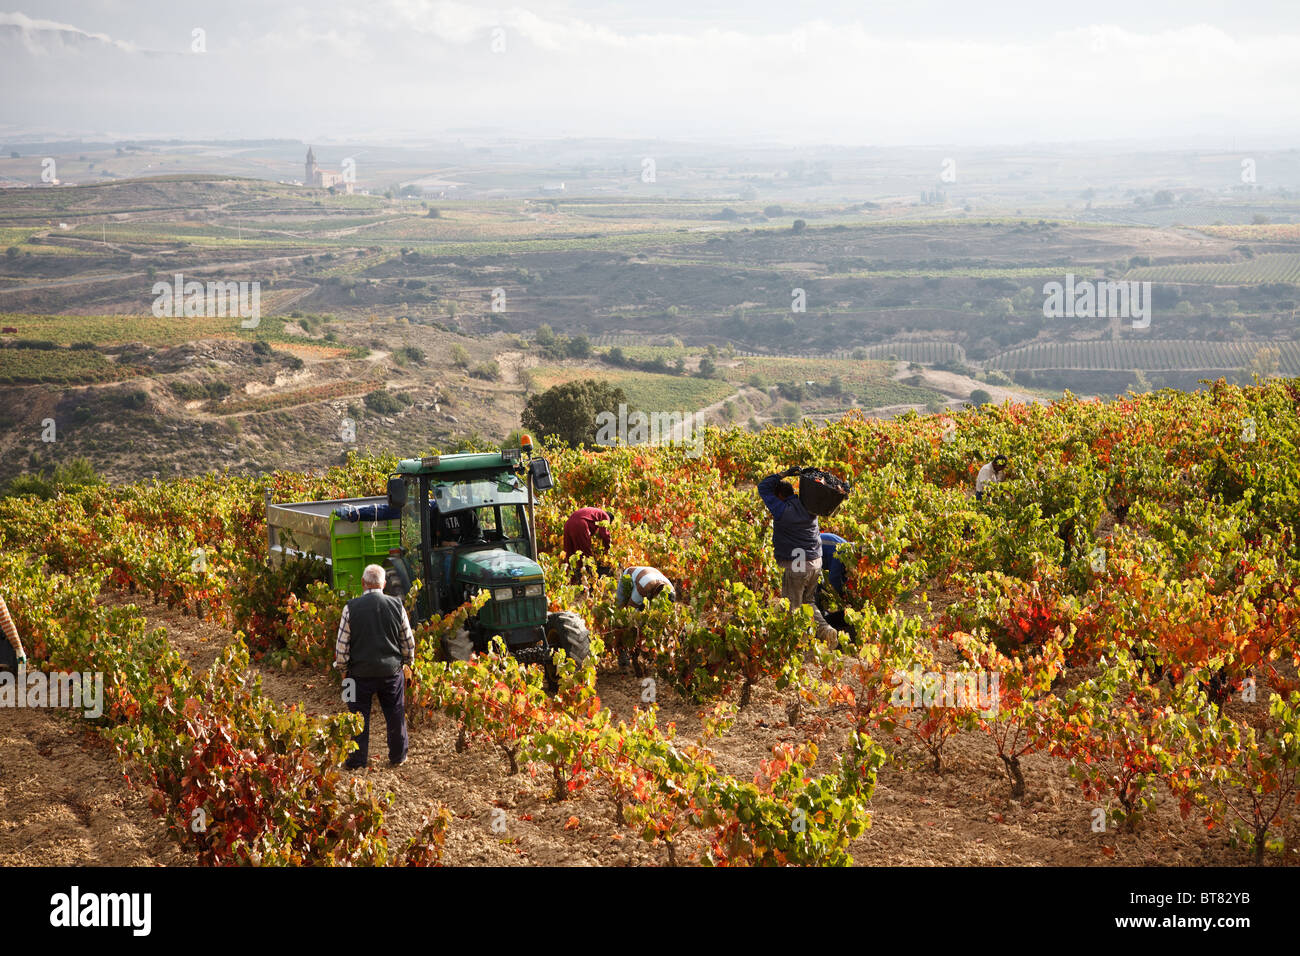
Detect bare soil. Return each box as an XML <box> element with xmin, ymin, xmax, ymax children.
<box><xmin>4</xmin><ymin>593</ymin><xmax>1242</xmax><ymax>868</ymax></box>
<box><xmin>0</xmin><ymin>701</ymin><xmax>185</xmax><ymax>867</ymax></box>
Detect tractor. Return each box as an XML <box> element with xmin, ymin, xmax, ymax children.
<box><xmin>266</xmin><ymin>437</ymin><xmax>588</xmax><ymax>675</ymax></box>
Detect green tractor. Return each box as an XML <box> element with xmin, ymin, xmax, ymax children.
<box><xmin>267</xmin><ymin>439</ymin><xmax>588</xmax><ymax>673</ymax></box>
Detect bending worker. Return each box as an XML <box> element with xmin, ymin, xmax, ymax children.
<box><xmin>562</xmin><ymin>506</ymin><xmax>613</xmax><ymax>581</ymax></box>
<box><xmin>612</xmin><ymin>565</ymin><xmax>675</xmax><ymax>670</ymax></box>
<box><xmin>975</xmin><ymin>455</ymin><xmax>1008</xmax><ymax>501</ymax></box>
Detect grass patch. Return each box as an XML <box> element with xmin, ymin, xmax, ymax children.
<box><xmin>529</xmin><ymin>365</ymin><xmax>735</xmax><ymax>412</ymax></box>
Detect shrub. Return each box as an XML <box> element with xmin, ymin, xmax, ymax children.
<box><xmin>364</xmin><ymin>390</ymin><xmax>409</xmax><ymax>415</ymax></box>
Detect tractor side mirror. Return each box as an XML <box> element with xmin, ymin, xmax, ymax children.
<box><xmin>387</xmin><ymin>476</ymin><xmax>409</xmax><ymax>510</ymax></box>
<box><xmin>529</xmin><ymin>457</ymin><xmax>553</xmax><ymax>492</ymax></box>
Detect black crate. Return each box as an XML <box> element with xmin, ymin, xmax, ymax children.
<box><xmin>798</xmin><ymin>468</ymin><xmax>852</xmax><ymax>517</ymax></box>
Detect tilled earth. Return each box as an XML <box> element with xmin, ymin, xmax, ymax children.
<box><xmin>0</xmin><ymin>594</ymin><xmax>1253</xmax><ymax>867</ymax></box>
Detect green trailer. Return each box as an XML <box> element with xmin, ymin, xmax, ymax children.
<box><xmin>266</xmin><ymin>495</ymin><xmax>403</xmax><ymax>597</ymax></box>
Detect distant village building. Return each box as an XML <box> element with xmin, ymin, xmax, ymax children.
<box><xmin>305</xmin><ymin>147</ymin><xmax>352</xmax><ymax>194</ymax></box>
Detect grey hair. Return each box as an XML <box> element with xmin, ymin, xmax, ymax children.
<box><xmin>362</xmin><ymin>564</ymin><xmax>386</xmax><ymax>588</ymax></box>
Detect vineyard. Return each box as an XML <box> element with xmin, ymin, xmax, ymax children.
<box><xmin>856</xmin><ymin>342</ymin><xmax>968</xmax><ymax>364</ymax></box>
<box><xmin>1123</xmin><ymin>253</ymin><xmax>1300</xmax><ymax>285</ymax></box>
<box><xmin>207</xmin><ymin>378</ymin><xmax>384</xmax><ymax>415</ymax></box>
<box><xmin>0</xmin><ymin>346</ymin><xmax>139</xmax><ymax>385</ymax></box>
<box><xmin>987</xmin><ymin>340</ymin><xmax>1300</xmax><ymax>374</ymax></box>
<box><xmin>2</xmin><ymin>379</ymin><xmax>1299</xmax><ymax>866</ymax></box>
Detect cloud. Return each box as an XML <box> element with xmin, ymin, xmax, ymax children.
<box><xmin>0</xmin><ymin>3</ymin><xmax>1297</xmax><ymax>144</ymax></box>
<box><xmin>0</xmin><ymin>10</ymin><xmax>138</xmax><ymax>53</ymax></box>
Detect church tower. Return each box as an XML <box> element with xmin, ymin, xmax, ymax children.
<box><xmin>305</xmin><ymin>147</ymin><xmax>317</xmax><ymax>185</ymax></box>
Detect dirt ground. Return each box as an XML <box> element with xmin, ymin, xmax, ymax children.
<box><xmin>1</xmin><ymin>593</ymin><xmax>1248</xmax><ymax>868</ymax></box>
<box><xmin>0</xmin><ymin>699</ymin><xmax>186</xmax><ymax>867</ymax></box>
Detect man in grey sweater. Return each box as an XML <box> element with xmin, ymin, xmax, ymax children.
<box><xmin>333</xmin><ymin>564</ymin><xmax>416</xmax><ymax>770</ymax></box>
<box><xmin>758</xmin><ymin>469</ymin><xmax>838</xmax><ymax>643</ymax></box>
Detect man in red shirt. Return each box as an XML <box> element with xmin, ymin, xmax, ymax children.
<box><xmin>562</xmin><ymin>507</ymin><xmax>612</xmax><ymax>581</ymax></box>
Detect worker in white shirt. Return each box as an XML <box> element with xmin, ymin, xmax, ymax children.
<box><xmin>975</xmin><ymin>455</ymin><xmax>1008</xmax><ymax>502</ymax></box>
<box><xmin>612</xmin><ymin>565</ymin><xmax>676</xmax><ymax>671</ymax></box>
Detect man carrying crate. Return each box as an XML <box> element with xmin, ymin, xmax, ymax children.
<box><xmin>758</xmin><ymin>468</ymin><xmax>838</xmax><ymax>644</ymax></box>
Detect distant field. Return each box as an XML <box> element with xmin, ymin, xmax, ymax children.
<box><xmin>856</xmin><ymin>342</ymin><xmax>967</xmax><ymax>363</ymax></box>
<box><xmin>1124</xmin><ymin>253</ymin><xmax>1300</xmax><ymax>285</ymax></box>
<box><xmin>403</xmin><ymin>231</ymin><xmax>715</xmax><ymax>258</ymax></box>
<box><xmin>837</xmin><ymin>265</ymin><xmax>1074</xmax><ymax>279</ymax></box>
<box><xmin>528</xmin><ymin>365</ymin><xmax>735</xmax><ymax>412</ymax></box>
<box><xmin>0</xmin><ymin>313</ymin><xmax>351</xmax><ymax>351</ymax></box>
<box><xmin>986</xmin><ymin>339</ymin><xmax>1300</xmax><ymax>372</ymax></box>
<box><xmin>0</xmin><ymin>228</ymin><xmax>41</xmax><ymax>245</ymax></box>
<box><xmin>65</xmin><ymin>222</ymin><xmax>324</xmax><ymax>250</ymax></box>
<box><xmin>1</xmin><ymin>239</ymin><xmax>106</xmax><ymax>257</ymax></box>
<box><xmin>725</xmin><ymin>355</ymin><xmax>944</xmax><ymax>407</ymax></box>
<box><xmin>1091</xmin><ymin>204</ymin><xmax>1300</xmax><ymax>228</ymax></box>
<box><xmin>593</xmin><ymin>340</ymin><xmax>971</xmax><ymax>377</ymax></box>
<box><xmin>1198</xmin><ymin>224</ymin><xmax>1300</xmax><ymax>241</ymax></box>
<box><xmin>0</xmin><ymin>346</ymin><xmax>139</xmax><ymax>384</ymax></box>
<box><xmin>210</xmin><ymin>379</ymin><xmax>379</xmax><ymax>415</ymax></box>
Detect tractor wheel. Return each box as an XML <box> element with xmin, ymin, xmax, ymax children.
<box><xmin>545</xmin><ymin>611</ymin><xmax>589</xmax><ymax>665</ymax></box>
<box><xmin>441</xmin><ymin>627</ymin><xmax>474</xmax><ymax>662</ymax></box>
<box><xmin>543</xmin><ymin>612</ymin><xmax>589</xmax><ymax>693</ymax></box>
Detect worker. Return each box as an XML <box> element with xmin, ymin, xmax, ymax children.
<box><xmin>615</xmin><ymin>565</ymin><xmax>675</xmax><ymax>609</ymax></box>
<box><xmin>562</xmin><ymin>506</ymin><xmax>613</xmax><ymax>581</ymax></box>
<box><xmin>975</xmin><ymin>455</ymin><xmax>1008</xmax><ymax>501</ymax></box>
<box><xmin>819</xmin><ymin>532</ymin><xmax>848</xmax><ymax>597</ymax></box>
<box><xmin>612</xmin><ymin>565</ymin><xmax>676</xmax><ymax>670</ymax></box>
<box><xmin>333</xmin><ymin>564</ymin><xmax>415</xmax><ymax>770</ymax></box>
<box><xmin>815</xmin><ymin>532</ymin><xmax>855</xmax><ymax>641</ymax></box>
<box><xmin>758</xmin><ymin>468</ymin><xmax>838</xmax><ymax>643</ymax></box>
<box><xmin>0</xmin><ymin>592</ymin><xmax>27</xmax><ymax>672</ymax></box>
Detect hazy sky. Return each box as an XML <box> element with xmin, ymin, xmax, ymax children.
<box><xmin>2</xmin><ymin>1</ymin><xmax>1298</xmax><ymax>146</ymax></box>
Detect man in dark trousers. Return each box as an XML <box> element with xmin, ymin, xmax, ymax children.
<box><xmin>758</xmin><ymin>469</ymin><xmax>837</xmax><ymax>643</ymax></box>
<box><xmin>333</xmin><ymin>564</ymin><xmax>416</xmax><ymax>770</ymax></box>
<box><xmin>562</xmin><ymin>506</ymin><xmax>613</xmax><ymax>581</ymax></box>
